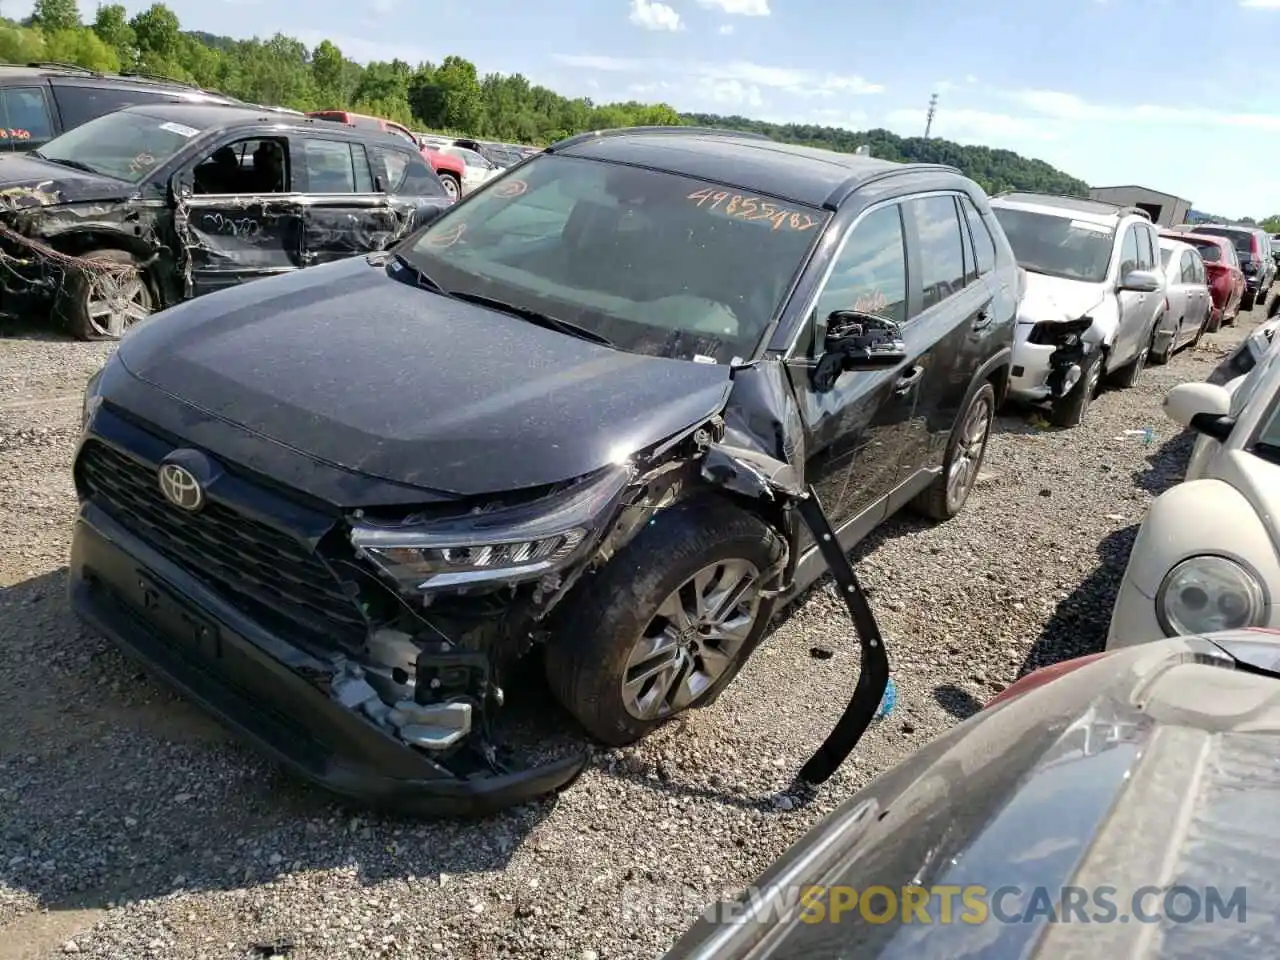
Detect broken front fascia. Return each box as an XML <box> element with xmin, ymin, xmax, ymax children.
<box><xmin>0</xmin><ymin>198</ymin><xmax>165</xmax><ymax>307</ymax></box>
<box><xmin>1028</xmin><ymin>316</ymin><xmax>1100</xmax><ymax>400</ymax></box>
<box><xmin>328</xmin><ymin>359</ymin><xmax>889</xmax><ymax>801</ymax></box>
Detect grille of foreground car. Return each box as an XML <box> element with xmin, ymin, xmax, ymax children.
<box><xmin>78</xmin><ymin>439</ymin><xmax>367</xmax><ymax>649</ymax></box>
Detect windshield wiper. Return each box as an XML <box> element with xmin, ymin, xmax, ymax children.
<box><xmin>447</xmin><ymin>291</ymin><xmax>615</xmax><ymax>348</ymax></box>
<box><xmin>32</xmin><ymin>153</ymin><xmax>101</xmax><ymax>175</ymax></box>
<box><xmin>391</xmin><ymin>253</ymin><xmax>447</xmax><ymax>294</ymax></box>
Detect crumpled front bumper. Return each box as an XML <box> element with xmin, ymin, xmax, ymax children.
<box><xmin>69</xmin><ymin>502</ymin><xmax>588</xmax><ymax>817</ymax></box>
<box><xmin>1008</xmin><ymin>319</ymin><xmax>1095</xmax><ymax>403</ymax></box>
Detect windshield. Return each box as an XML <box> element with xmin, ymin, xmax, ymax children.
<box><xmin>37</xmin><ymin>110</ymin><xmax>204</xmax><ymax>183</ymax></box>
<box><xmin>992</xmin><ymin>207</ymin><xmax>1115</xmax><ymax>282</ymax></box>
<box><xmin>1192</xmin><ymin>226</ymin><xmax>1253</xmax><ymax>255</ymax></box>
<box><xmin>400</xmin><ymin>154</ymin><xmax>828</xmax><ymax>363</ymax></box>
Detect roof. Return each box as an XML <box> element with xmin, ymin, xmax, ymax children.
<box><xmin>0</xmin><ymin>62</ymin><xmax>208</xmax><ymax>92</ymax></box>
<box><xmin>549</xmin><ymin>128</ymin><xmax>960</xmax><ymax>208</ymax></box>
<box><xmin>120</xmin><ymin>103</ymin><xmax>411</xmax><ymax>141</ymax></box>
<box><xmin>991</xmin><ymin>192</ymin><xmax>1130</xmax><ymax>224</ymax></box>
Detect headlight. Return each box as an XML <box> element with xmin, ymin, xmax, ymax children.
<box><xmin>350</xmin><ymin>465</ymin><xmax>632</xmax><ymax>591</ymax></box>
<box><xmin>1156</xmin><ymin>555</ymin><xmax>1268</xmax><ymax>637</ymax></box>
<box><xmin>82</xmin><ymin>366</ymin><xmax>104</xmax><ymax>427</ymax></box>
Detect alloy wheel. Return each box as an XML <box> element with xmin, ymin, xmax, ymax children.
<box><xmin>620</xmin><ymin>558</ymin><xmax>762</xmax><ymax>721</ymax></box>
<box><xmin>85</xmin><ymin>272</ymin><xmax>150</xmax><ymax>338</ymax></box>
<box><xmin>946</xmin><ymin>393</ymin><xmax>993</xmax><ymax>511</ymax></box>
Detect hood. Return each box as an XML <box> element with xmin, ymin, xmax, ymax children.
<box><xmin>1017</xmin><ymin>271</ymin><xmax>1107</xmax><ymax>325</ymax></box>
<box><xmin>114</xmin><ymin>256</ymin><xmax>733</xmax><ymax>498</ymax></box>
<box><xmin>0</xmin><ymin>154</ymin><xmax>131</xmax><ymax>207</ymax></box>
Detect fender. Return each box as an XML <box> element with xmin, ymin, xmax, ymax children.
<box><xmin>969</xmin><ymin>345</ymin><xmax>1012</xmax><ymax>407</ymax></box>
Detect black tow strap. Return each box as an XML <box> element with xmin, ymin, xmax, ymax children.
<box><xmin>793</xmin><ymin>487</ymin><xmax>891</xmax><ymax>785</ymax></box>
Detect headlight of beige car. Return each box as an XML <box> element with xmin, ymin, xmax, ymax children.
<box><xmin>1156</xmin><ymin>555</ymin><xmax>1268</xmax><ymax>636</ymax></box>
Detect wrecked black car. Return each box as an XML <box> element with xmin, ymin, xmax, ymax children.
<box><xmin>0</xmin><ymin>103</ymin><xmax>452</xmax><ymax>340</ymax></box>
<box><xmin>70</xmin><ymin>126</ymin><xmax>1017</xmax><ymax>815</ymax></box>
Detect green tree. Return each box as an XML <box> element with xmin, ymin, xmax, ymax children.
<box><xmin>31</xmin><ymin>0</ymin><xmax>79</xmax><ymax>32</ymax></box>
<box><xmin>129</xmin><ymin>3</ymin><xmax>179</xmax><ymax>60</ymax></box>
<box><xmin>91</xmin><ymin>3</ymin><xmax>135</xmax><ymax>66</ymax></box>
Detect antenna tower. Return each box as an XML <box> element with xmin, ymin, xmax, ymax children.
<box><xmin>924</xmin><ymin>93</ymin><xmax>938</xmax><ymax>138</ymax></box>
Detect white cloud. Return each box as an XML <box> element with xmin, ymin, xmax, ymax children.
<box><xmin>935</xmin><ymin>80</ymin><xmax>955</xmax><ymax>93</ymax></box>
<box><xmin>1240</xmin><ymin>0</ymin><xmax>1280</xmax><ymax>7</ymax></box>
<box><xmin>1008</xmin><ymin>88</ymin><xmax>1280</xmax><ymax>131</ymax></box>
<box><xmin>699</xmin><ymin>77</ymin><xmax>764</xmax><ymax>108</ymax></box>
<box><xmin>554</xmin><ymin>53</ymin><xmax>884</xmax><ymax>98</ymax></box>
<box><xmin>629</xmin><ymin>0</ymin><xmax>683</xmax><ymax>31</ymax></box>
<box><xmin>718</xmin><ymin>23</ymin><xmax>736</xmax><ymax>34</ymax></box>
<box><xmin>697</xmin><ymin>0</ymin><xmax>771</xmax><ymax>14</ymax></box>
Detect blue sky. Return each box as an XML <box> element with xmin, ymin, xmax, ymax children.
<box><xmin>19</xmin><ymin>0</ymin><xmax>1280</xmax><ymax>217</ymax></box>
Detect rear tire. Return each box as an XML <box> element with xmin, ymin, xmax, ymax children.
<box><xmin>911</xmin><ymin>381</ymin><xmax>995</xmax><ymax>521</ymax></box>
<box><xmin>1050</xmin><ymin>350</ymin><xmax>1102</xmax><ymax>428</ymax></box>
<box><xmin>544</xmin><ymin>497</ymin><xmax>783</xmax><ymax>746</ymax></box>
<box><xmin>439</xmin><ymin>172</ymin><xmax>461</xmax><ymax>201</ymax></box>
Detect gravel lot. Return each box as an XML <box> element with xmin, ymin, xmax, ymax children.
<box><xmin>0</xmin><ymin>310</ymin><xmax>1257</xmax><ymax>959</ymax></box>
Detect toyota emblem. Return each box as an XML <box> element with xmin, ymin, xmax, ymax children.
<box><xmin>158</xmin><ymin>462</ymin><xmax>205</xmax><ymax>512</ymax></box>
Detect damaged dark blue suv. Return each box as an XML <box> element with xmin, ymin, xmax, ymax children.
<box><xmin>71</xmin><ymin>126</ymin><xmax>1017</xmax><ymax>815</ymax></box>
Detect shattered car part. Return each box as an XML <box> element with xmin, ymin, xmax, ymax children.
<box><xmin>0</xmin><ymin>103</ymin><xmax>451</xmax><ymax>340</ymax></box>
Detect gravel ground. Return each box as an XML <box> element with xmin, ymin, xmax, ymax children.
<box><xmin>0</xmin><ymin>310</ymin><xmax>1258</xmax><ymax>959</ymax></box>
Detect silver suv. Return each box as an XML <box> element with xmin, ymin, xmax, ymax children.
<box><xmin>989</xmin><ymin>193</ymin><xmax>1166</xmax><ymax>427</ymax></box>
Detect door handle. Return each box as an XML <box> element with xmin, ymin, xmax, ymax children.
<box><xmin>894</xmin><ymin>365</ymin><xmax>924</xmax><ymax>394</ymax></box>
<box><xmin>972</xmin><ymin>307</ymin><xmax>994</xmax><ymax>330</ymax></box>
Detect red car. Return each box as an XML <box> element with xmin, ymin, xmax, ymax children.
<box><xmin>306</xmin><ymin>110</ymin><xmax>465</xmax><ymax>201</ymax></box>
<box><xmin>1160</xmin><ymin>230</ymin><xmax>1244</xmax><ymax>331</ymax></box>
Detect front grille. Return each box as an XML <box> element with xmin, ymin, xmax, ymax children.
<box><xmin>78</xmin><ymin>439</ymin><xmax>367</xmax><ymax>649</ymax></box>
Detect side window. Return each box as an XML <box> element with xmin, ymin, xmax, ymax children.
<box><xmin>51</xmin><ymin>83</ymin><xmax>154</xmax><ymax>132</ymax></box>
<box><xmin>376</xmin><ymin>147</ymin><xmax>445</xmax><ymax>198</ymax></box>
<box><xmin>0</xmin><ymin>86</ymin><xmax>54</xmax><ymax>151</ymax></box>
<box><xmin>907</xmin><ymin>194</ymin><xmax>966</xmax><ymax>312</ymax></box>
<box><xmin>1118</xmin><ymin>226</ymin><xmax>1140</xmax><ymax>277</ymax></box>
<box><xmin>811</xmin><ymin>203</ymin><xmax>908</xmax><ymax>350</ymax></box>
<box><xmin>193</xmin><ymin>137</ymin><xmax>290</xmax><ymax>194</ymax></box>
<box><xmin>957</xmin><ymin>198</ymin><xmax>977</xmax><ymax>285</ymax></box>
<box><xmin>302</xmin><ymin>139</ymin><xmax>374</xmax><ymax>194</ymax></box>
<box><xmin>1136</xmin><ymin>226</ymin><xmax>1156</xmax><ymax>270</ymax></box>
<box><xmin>1179</xmin><ymin>251</ymin><xmax>1196</xmax><ymax>284</ymax></box>
<box><xmin>960</xmin><ymin>196</ymin><xmax>997</xmax><ymax>275</ymax></box>
<box><xmin>1195</xmin><ymin>255</ymin><xmax>1207</xmax><ymax>285</ymax></box>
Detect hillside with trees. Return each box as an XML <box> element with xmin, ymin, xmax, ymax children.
<box><xmin>5</xmin><ymin>0</ymin><xmax>1091</xmax><ymax>197</ymax></box>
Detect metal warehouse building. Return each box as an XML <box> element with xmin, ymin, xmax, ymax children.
<box><xmin>1087</xmin><ymin>186</ymin><xmax>1192</xmax><ymax>227</ymax></box>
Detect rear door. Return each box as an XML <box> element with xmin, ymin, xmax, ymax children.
<box><xmin>296</xmin><ymin>136</ymin><xmax>401</xmax><ymax>266</ymax></box>
<box><xmin>1184</xmin><ymin>249</ymin><xmax>1211</xmax><ymax>341</ymax></box>
<box><xmin>1164</xmin><ymin>248</ymin><xmax>1192</xmax><ymax>339</ymax></box>
<box><xmin>896</xmin><ymin>193</ymin><xmax>994</xmax><ymax>484</ymax></box>
<box><xmin>175</xmin><ymin>134</ymin><xmax>305</xmax><ymax>297</ymax></box>
<box><xmin>371</xmin><ymin>143</ymin><xmax>452</xmax><ymax>230</ymax></box>
<box><xmin>1113</xmin><ymin>224</ymin><xmax>1149</xmax><ymax>366</ymax></box>
<box><xmin>0</xmin><ymin>83</ymin><xmax>56</xmax><ymax>152</ymax></box>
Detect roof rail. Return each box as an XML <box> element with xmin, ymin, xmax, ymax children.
<box><xmin>120</xmin><ymin>70</ymin><xmax>197</xmax><ymax>88</ymax></box>
<box><xmin>27</xmin><ymin>60</ymin><xmax>98</xmax><ymax>75</ymax></box>
<box><xmin>546</xmin><ymin>125</ymin><xmax>771</xmax><ymax>152</ymax></box>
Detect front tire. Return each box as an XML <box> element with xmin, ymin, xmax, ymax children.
<box><xmin>1109</xmin><ymin>336</ymin><xmax>1148</xmax><ymax>389</ymax></box>
<box><xmin>59</xmin><ymin>248</ymin><xmax>154</xmax><ymax>341</ymax></box>
<box><xmin>544</xmin><ymin>497</ymin><xmax>783</xmax><ymax>746</ymax></box>
<box><xmin>912</xmin><ymin>381</ymin><xmax>995</xmax><ymax>521</ymax></box>
<box><xmin>1050</xmin><ymin>350</ymin><xmax>1102</xmax><ymax>428</ymax></box>
<box><xmin>438</xmin><ymin>172</ymin><xmax>461</xmax><ymax>201</ymax></box>
<box><xmin>1242</xmin><ymin>289</ymin><xmax>1256</xmax><ymax>312</ymax></box>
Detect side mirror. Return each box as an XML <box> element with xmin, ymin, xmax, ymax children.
<box><xmin>823</xmin><ymin>311</ymin><xmax>908</xmax><ymax>370</ymax></box>
<box><xmin>1118</xmin><ymin>269</ymin><xmax>1160</xmax><ymax>294</ymax></box>
<box><xmin>1164</xmin><ymin>381</ymin><xmax>1234</xmax><ymax>441</ymax></box>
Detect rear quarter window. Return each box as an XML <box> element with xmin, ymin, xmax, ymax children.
<box><xmin>52</xmin><ymin>82</ymin><xmax>181</xmax><ymax>131</ymax></box>
<box><xmin>377</xmin><ymin>147</ymin><xmax>445</xmax><ymax>197</ymax></box>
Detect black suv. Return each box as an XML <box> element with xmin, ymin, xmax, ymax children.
<box><xmin>70</xmin><ymin>127</ymin><xmax>1018</xmax><ymax>814</ymax></box>
<box><xmin>0</xmin><ymin>102</ymin><xmax>451</xmax><ymax>339</ymax></box>
<box><xmin>0</xmin><ymin>61</ymin><xmax>237</xmax><ymax>152</ymax></box>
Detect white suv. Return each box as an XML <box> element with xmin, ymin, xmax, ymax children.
<box><xmin>990</xmin><ymin>194</ymin><xmax>1167</xmax><ymax>427</ymax></box>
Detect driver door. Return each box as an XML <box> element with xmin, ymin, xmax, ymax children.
<box><xmin>175</xmin><ymin>134</ymin><xmax>305</xmax><ymax>298</ymax></box>
<box><xmin>1113</xmin><ymin>224</ymin><xmax>1148</xmax><ymax>366</ymax></box>
<box><xmin>785</xmin><ymin>201</ymin><xmax>917</xmax><ymax>545</ymax></box>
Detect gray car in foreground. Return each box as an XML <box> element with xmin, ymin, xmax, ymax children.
<box><xmin>665</xmin><ymin>628</ymin><xmax>1280</xmax><ymax>959</ymax></box>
